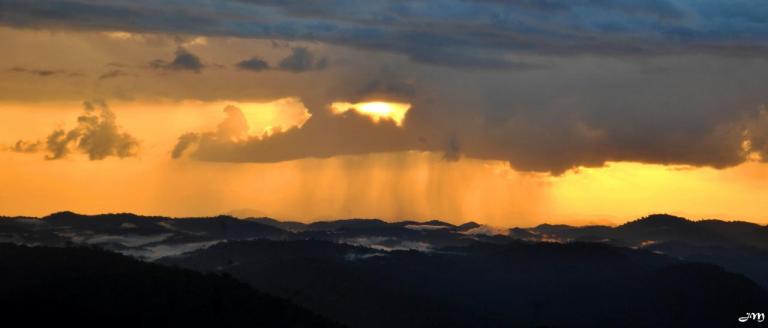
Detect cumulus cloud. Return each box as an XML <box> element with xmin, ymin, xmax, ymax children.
<box><xmin>172</xmin><ymin>105</ymin><xmax>252</xmax><ymax>158</ymax></box>
<box><xmin>9</xmin><ymin>101</ymin><xmax>139</xmax><ymax>160</ymax></box>
<box><xmin>150</xmin><ymin>47</ymin><xmax>204</xmax><ymax>72</ymax></box>
<box><xmin>171</xmin><ymin>102</ymin><xmax>432</xmax><ymax>161</ymax></box>
<box><xmin>9</xmin><ymin>140</ymin><xmax>43</xmax><ymax>153</ymax></box>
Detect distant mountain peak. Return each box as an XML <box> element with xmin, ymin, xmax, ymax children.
<box><xmin>623</xmin><ymin>214</ymin><xmax>691</xmax><ymax>227</ymax></box>
<box><xmin>457</xmin><ymin>221</ymin><xmax>481</xmax><ymax>231</ymax></box>
<box><xmin>45</xmin><ymin>211</ymin><xmax>79</xmax><ymax>218</ymax></box>
<box><xmin>643</xmin><ymin>213</ymin><xmax>689</xmax><ymax>221</ymax></box>
<box><xmin>418</xmin><ymin>220</ymin><xmax>455</xmax><ymax>227</ymax></box>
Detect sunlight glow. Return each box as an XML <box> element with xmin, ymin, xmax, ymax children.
<box><xmin>331</xmin><ymin>101</ymin><xmax>411</xmax><ymax>126</ymax></box>
<box><xmin>232</xmin><ymin>98</ymin><xmax>311</xmax><ymax>137</ymax></box>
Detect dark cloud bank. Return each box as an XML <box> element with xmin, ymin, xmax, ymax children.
<box><xmin>172</xmin><ymin>101</ymin><xmax>768</xmax><ymax>174</ymax></box>
<box><xmin>4</xmin><ymin>0</ymin><xmax>768</xmax><ymax>67</ymax></box>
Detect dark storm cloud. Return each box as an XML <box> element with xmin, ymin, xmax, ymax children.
<box><xmin>4</xmin><ymin>0</ymin><xmax>768</xmax><ymax>68</ymax></box>
<box><xmin>9</xmin><ymin>101</ymin><xmax>139</xmax><ymax>160</ymax></box>
<box><xmin>172</xmin><ymin>101</ymin><xmax>760</xmax><ymax>174</ymax></box>
<box><xmin>170</xmin><ymin>61</ymin><xmax>768</xmax><ymax>174</ymax></box>
<box><xmin>172</xmin><ymin>104</ymin><xmax>429</xmax><ymax>162</ymax></box>
<box><xmin>742</xmin><ymin>108</ymin><xmax>768</xmax><ymax>160</ymax></box>
<box><xmin>150</xmin><ymin>48</ymin><xmax>204</xmax><ymax>73</ymax></box>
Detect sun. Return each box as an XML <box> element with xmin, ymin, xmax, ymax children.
<box><xmin>331</xmin><ymin>101</ymin><xmax>411</xmax><ymax>126</ymax></box>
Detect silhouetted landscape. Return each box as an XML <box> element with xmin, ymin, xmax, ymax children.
<box><xmin>2</xmin><ymin>212</ymin><xmax>767</xmax><ymax>327</ymax></box>
<box><xmin>5</xmin><ymin>1</ymin><xmax>768</xmax><ymax>326</ymax></box>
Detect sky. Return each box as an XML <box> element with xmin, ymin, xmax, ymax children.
<box><xmin>2</xmin><ymin>0</ymin><xmax>768</xmax><ymax>226</ymax></box>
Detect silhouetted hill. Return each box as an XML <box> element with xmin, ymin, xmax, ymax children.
<box><xmin>2</xmin><ymin>212</ymin><xmax>508</xmax><ymax>260</ymax></box>
<box><xmin>1</xmin><ymin>212</ymin><xmax>295</xmax><ymax>259</ymax></box>
<box><xmin>249</xmin><ymin>217</ymin><xmax>309</xmax><ymax>232</ymax></box>
<box><xmin>615</xmin><ymin>214</ymin><xmax>730</xmax><ymax>245</ymax></box>
<box><xmin>457</xmin><ymin>221</ymin><xmax>481</xmax><ymax>231</ymax></box>
<box><xmin>161</xmin><ymin>239</ymin><xmax>768</xmax><ymax>328</ymax></box>
<box><xmin>514</xmin><ymin>213</ymin><xmax>768</xmax><ymax>287</ymax></box>
<box><xmin>395</xmin><ymin>219</ymin><xmax>455</xmax><ymax>228</ymax></box>
<box><xmin>0</xmin><ymin>243</ymin><xmax>340</xmax><ymax>327</ymax></box>
<box><xmin>697</xmin><ymin>219</ymin><xmax>768</xmax><ymax>249</ymax></box>
<box><xmin>42</xmin><ymin>211</ymin><xmax>287</xmax><ymax>239</ymax></box>
<box><xmin>305</xmin><ymin>218</ymin><xmax>398</xmax><ymax>232</ymax></box>
<box><xmin>7</xmin><ymin>212</ymin><xmax>768</xmax><ymax>312</ymax></box>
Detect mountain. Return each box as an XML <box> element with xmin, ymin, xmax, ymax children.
<box><xmin>2</xmin><ymin>212</ymin><xmax>505</xmax><ymax>258</ymax></box>
<box><xmin>249</xmin><ymin>217</ymin><xmax>309</xmax><ymax>232</ymax></box>
<box><xmin>514</xmin><ymin>214</ymin><xmax>768</xmax><ymax>287</ymax></box>
<box><xmin>457</xmin><ymin>221</ymin><xmax>481</xmax><ymax>231</ymax></box>
<box><xmin>523</xmin><ymin>214</ymin><xmax>768</xmax><ymax>248</ymax></box>
<box><xmin>1</xmin><ymin>211</ymin><xmax>292</xmax><ymax>260</ymax></box>
<box><xmin>614</xmin><ymin>214</ymin><xmax>732</xmax><ymax>245</ymax></box>
<box><xmin>0</xmin><ymin>243</ymin><xmax>340</xmax><ymax>327</ymax></box>
<box><xmin>160</xmin><ymin>239</ymin><xmax>768</xmax><ymax>328</ymax></box>
<box><xmin>6</xmin><ymin>211</ymin><xmax>768</xmax><ymax>288</ymax></box>
<box><xmin>4</xmin><ymin>211</ymin><xmax>768</xmax><ymax>327</ymax></box>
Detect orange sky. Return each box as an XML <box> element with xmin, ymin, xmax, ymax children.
<box><xmin>2</xmin><ymin>99</ymin><xmax>768</xmax><ymax>227</ymax></box>
<box><xmin>2</xmin><ymin>25</ymin><xmax>768</xmax><ymax>227</ymax></box>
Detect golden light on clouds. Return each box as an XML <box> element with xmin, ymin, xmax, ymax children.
<box><xmin>222</xmin><ymin>98</ymin><xmax>311</xmax><ymax>137</ymax></box>
<box><xmin>331</xmin><ymin>101</ymin><xmax>411</xmax><ymax>126</ymax></box>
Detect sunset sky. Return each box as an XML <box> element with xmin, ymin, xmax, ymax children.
<box><xmin>2</xmin><ymin>1</ymin><xmax>768</xmax><ymax>226</ymax></box>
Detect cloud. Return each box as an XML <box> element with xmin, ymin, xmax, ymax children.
<box><xmin>2</xmin><ymin>0</ymin><xmax>768</xmax><ymax>68</ymax></box>
<box><xmin>170</xmin><ymin>91</ymin><xmax>768</xmax><ymax>174</ymax></box>
<box><xmin>171</xmin><ymin>105</ymin><xmax>252</xmax><ymax>158</ymax></box>
<box><xmin>277</xmin><ymin>47</ymin><xmax>326</xmax><ymax>72</ymax></box>
<box><xmin>9</xmin><ymin>101</ymin><xmax>139</xmax><ymax>160</ymax></box>
<box><xmin>353</xmin><ymin>79</ymin><xmax>416</xmax><ymax>103</ymax></box>
<box><xmin>9</xmin><ymin>140</ymin><xmax>43</xmax><ymax>153</ymax></box>
<box><xmin>150</xmin><ymin>47</ymin><xmax>204</xmax><ymax>72</ymax></box>
<box><xmin>172</xmin><ymin>103</ymin><xmax>428</xmax><ymax>161</ymax></box>
<box><xmin>236</xmin><ymin>48</ymin><xmax>327</xmax><ymax>72</ymax></box>
<box><xmin>741</xmin><ymin>107</ymin><xmax>768</xmax><ymax>161</ymax></box>
<box><xmin>5</xmin><ymin>1</ymin><xmax>768</xmax><ymax>174</ymax></box>
<box><xmin>98</xmin><ymin>69</ymin><xmax>128</xmax><ymax>80</ymax></box>
<box><xmin>476</xmin><ymin>0</ymin><xmax>685</xmax><ymax>19</ymax></box>
<box><xmin>171</xmin><ymin>133</ymin><xmax>200</xmax><ymax>159</ymax></box>
<box><xmin>236</xmin><ymin>57</ymin><xmax>269</xmax><ymax>71</ymax></box>
<box><xmin>8</xmin><ymin>66</ymin><xmax>82</xmax><ymax>77</ymax></box>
